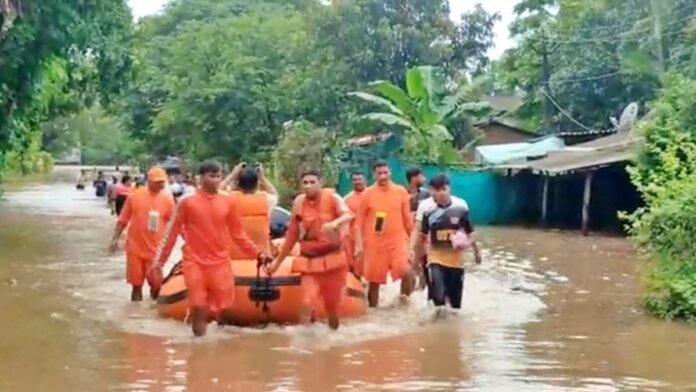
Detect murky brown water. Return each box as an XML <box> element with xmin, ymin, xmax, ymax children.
<box><xmin>2</xmin><ymin>167</ymin><xmax>696</xmax><ymax>391</ymax></box>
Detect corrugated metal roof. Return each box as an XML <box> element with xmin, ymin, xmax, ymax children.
<box><xmin>503</xmin><ymin>131</ymin><xmax>643</xmax><ymax>175</ymax></box>
<box><xmin>557</xmin><ymin>129</ymin><xmax>616</xmax><ymax>137</ymax></box>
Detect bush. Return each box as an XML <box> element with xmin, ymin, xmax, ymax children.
<box><xmin>626</xmin><ymin>74</ymin><xmax>696</xmax><ymax>322</ymax></box>
<box><xmin>3</xmin><ymin>133</ymin><xmax>55</xmax><ymax>176</ymax></box>
<box><xmin>269</xmin><ymin>120</ymin><xmax>343</xmax><ymax>206</ymax></box>
<box><xmin>627</xmin><ymin>176</ymin><xmax>696</xmax><ymax>321</ymax></box>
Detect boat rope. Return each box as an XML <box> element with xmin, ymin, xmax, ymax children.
<box><xmin>255</xmin><ymin>260</ymin><xmax>271</xmax><ymax>315</ymax></box>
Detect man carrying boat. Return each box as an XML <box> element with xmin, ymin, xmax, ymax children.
<box><xmin>412</xmin><ymin>174</ymin><xmax>481</xmax><ymax>315</ymax></box>
<box><xmin>154</xmin><ymin>160</ymin><xmax>273</xmax><ymax>337</ymax></box>
<box><xmin>109</xmin><ymin>167</ymin><xmax>175</xmax><ymax>301</ymax></box>
<box><xmin>266</xmin><ymin>169</ymin><xmax>354</xmax><ymax>330</ymax></box>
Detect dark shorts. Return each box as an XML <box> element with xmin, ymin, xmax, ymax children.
<box><xmin>427</xmin><ymin>263</ymin><xmax>465</xmax><ymax>309</ymax></box>
<box><xmin>115</xmin><ymin>195</ymin><xmax>128</xmax><ymax>216</ymax></box>
<box><xmin>95</xmin><ymin>184</ymin><xmax>106</xmax><ymax>197</ymax></box>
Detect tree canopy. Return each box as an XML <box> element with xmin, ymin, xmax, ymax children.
<box><xmin>0</xmin><ymin>0</ymin><xmax>133</xmax><ymax>175</ymax></box>
<box><xmin>2</xmin><ymin>0</ymin><xmax>696</xmax><ymax>183</ymax></box>
<box><xmin>497</xmin><ymin>0</ymin><xmax>696</xmax><ymax>133</ymax></box>
<box><xmin>116</xmin><ymin>0</ymin><xmax>500</xmax><ymax>163</ymax></box>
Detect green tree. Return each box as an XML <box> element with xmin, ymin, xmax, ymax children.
<box><xmin>270</xmin><ymin>119</ymin><xmax>343</xmax><ymax>205</ymax></box>
<box><xmin>42</xmin><ymin>107</ymin><xmax>134</xmax><ymax>165</ymax></box>
<box><xmin>498</xmin><ymin>0</ymin><xmax>696</xmax><ymax>133</ymax></box>
<box><xmin>349</xmin><ymin>66</ymin><xmax>491</xmax><ymax>164</ymax></box>
<box><xmin>121</xmin><ymin>0</ymin><xmax>334</xmax><ymax>161</ymax></box>
<box><xmin>118</xmin><ymin>0</ymin><xmax>501</xmax><ymax>163</ymax></box>
<box><xmin>625</xmin><ymin>73</ymin><xmax>696</xmax><ymax>321</ymax></box>
<box><xmin>0</xmin><ymin>0</ymin><xmax>133</xmax><ymax>178</ymax></box>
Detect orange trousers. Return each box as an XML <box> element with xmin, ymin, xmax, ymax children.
<box><xmin>183</xmin><ymin>261</ymin><xmax>234</xmax><ymax>313</ymax></box>
<box><xmin>363</xmin><ymin>242</ymin><xmax>410</xmax><ymax>285</ymax></box>
<box><xmin>302</xmin><ymin>266</ymin><xmax>347</xmax><ymax>315</ymax></box>
<box><xmin>127</xmin><ymin>253</ymin><xmax>162</xmax><ymax>289</ymax></box>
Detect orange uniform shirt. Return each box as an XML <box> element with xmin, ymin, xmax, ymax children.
<box><xmin>158</xmin><ymin>190</ymin><xmax>259</xmax><ymax>266</ymax></box>
<box><xmin>343</xmin><ymin>189</ymin><xmax>364</xmax><ymax>272</ymax></box>
<box><xmin>344</xmin><ymin>190</ymin><xmax>364</xmax><ymax>238</ymax></box>
<box><xmin>118</xmin><ymin>189</ymin><xmax>175</xmax><ymax>260</ymax></box>
<box><xmin>282</xmin><ymin>191</ymin><xmax>350</xmax><ymax>256</ymax></box>
<box><xmin>344</xmin><ymin>190</ymin><xmax>364</xmax><ymax>219</ymax></box>
<box><xmin>357</xmin><ymin>182</ymin><xmax>413</xmax><ymax>248</ymax></box>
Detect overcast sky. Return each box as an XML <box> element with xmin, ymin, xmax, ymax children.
<box><xmin>128</xmin><ymin>0</ymin><xmax>518</xmax><ymax>58</ymax></box>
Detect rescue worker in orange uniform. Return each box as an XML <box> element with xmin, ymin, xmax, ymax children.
<box><xmin>222</xmin><ymin>162</ymin><xmax>279</xmax><ymax>258</ymax></box>
<box><xmin>155</xmin><ymin>160</ymin><xmax>272</xmax><ymax>337</ymax></box>
<box><xmin>109</xmin><ymin>167</ymin><xmax>175</xmax><ymax>301</ymax></box>
<box><xmin>355</xmin><ymin>161</ymin><xmax>414</xmax><ymax>308</ymax></box>
<box><xmin>343</xmin><ymin>171</ymin><xmax>367</xmax><ymax>277</ymax></box>
<box><xmin>266</xmin><ymin>169</ymin><xmax>354</xmax><ymax>330</ymax></box>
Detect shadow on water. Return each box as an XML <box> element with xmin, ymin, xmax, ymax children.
<box><xmin>1</xmin><ymin>167</ymin><xmax>696</xmax><ymax>391</ymax></box>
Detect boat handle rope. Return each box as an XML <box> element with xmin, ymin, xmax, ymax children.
<box><xmin>255</xmin><ymin>260</ymin><xmax>271</xmax><ymax>315</ymax></box>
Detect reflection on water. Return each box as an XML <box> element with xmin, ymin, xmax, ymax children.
<box><xmin>1</xmin><ymin>167</ymin><xmax>696</xmax><ymax>391</ymax></box>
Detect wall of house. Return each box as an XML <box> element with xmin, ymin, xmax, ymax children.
<box><xmin>515</xmin><ymin>164</ymin><xmax>642</xmax><ymax>233</ymax></box>
<box><xmin>460</xmin><ymin>124</ymin><xmax>533</xmax><ymax>162</ymax></box>
<box><xmin>478</xmin><ymin>124</ymin><xmax>530</xmax><ymax>145</ymax></box>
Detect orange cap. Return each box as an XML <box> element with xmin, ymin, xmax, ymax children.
<box><xmin>147</xmin><ymin>167</ymin><xmax>167</xmax><ymax>183</ymax></box>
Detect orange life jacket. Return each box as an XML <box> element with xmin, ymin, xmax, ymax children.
<box><xmin>229</xmin><ymin>191</ymin><xmax>271</xmax><ymax>259</ymax></box>
<box><xmin>290</xmin><ymin>188</ymin><xmax>348</xmax><ymax>274</ymax></box>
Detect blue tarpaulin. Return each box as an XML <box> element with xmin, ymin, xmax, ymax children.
<box><xmin>474</xmin><ymin>136</ymin><xmax>565</xmax><ymax>165</ymax></box>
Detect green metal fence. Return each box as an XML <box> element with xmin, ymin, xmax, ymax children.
<box><xmin>337</xmin><ymin>157</ymin><xmax>524</xmax><ymax>225</ymax></box>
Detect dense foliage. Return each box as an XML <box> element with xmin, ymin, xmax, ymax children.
<box><xmin>626</xmin><ymin>74</ymin><xmax>696</xmax><ymax>321</ymax></box>
<box><xmin>42</xmin><ymin>107</ymin><xmax>135</xmax><ymax>165</ymax></box>
<box><xmin>349</xmin><ymin>66</ymin><xmax>491</xmax><ymax>164</ymax></box>
<box><xmin>270</xmin><ymin>120</ymin><xmax>344</xmax><ymax>205</ymax></box>
<box><xmin>0</xmin><ymin>0</ymin><xmax>133</xmax><ymax>177</ymax></box>
<box><xmin>117</xmin><ymin>0</ymin><xmax>500</xmax><ymax>164</ymax></box>
<box><xmin>498</xmin><ymin>0</ymin><xmax>696</xmax><ymax>132</ymax></box>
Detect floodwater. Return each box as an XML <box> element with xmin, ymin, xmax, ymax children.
<box><xmin>1</xmin><ymin>168</ymin><xmax>696</xmax><ymax>391</ymax></box>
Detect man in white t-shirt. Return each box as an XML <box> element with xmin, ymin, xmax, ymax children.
<box><xmin>411</xmin><ymin>174</ymin><xmax>481</xmax><ymax>311</ymax></box>
<box><xmin>411</xmin><ymin>182</ymin><xmax>472</xmax><ymax>291</ymax></box>
<box><xmin>168</xmin><ymin>174</ymin><xmax>185</xmax><ymax>200</ymax></box>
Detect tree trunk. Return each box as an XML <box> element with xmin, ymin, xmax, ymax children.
<box><xmin>540</xmin><ymin>39</ymin><xmax>554</xmax><ymax>134</ymax></box>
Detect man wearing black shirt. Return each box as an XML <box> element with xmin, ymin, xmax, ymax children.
<box><xmin>414</xmin><ymin>174</ymin><xmax>481</xmax><ymax>310</ymax></box>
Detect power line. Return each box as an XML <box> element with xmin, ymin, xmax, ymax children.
<box><xmin>558</xmin><ymin>2</ymin><xmax>696</xmax><ymax>35</ymax></box>
<box><xmin>539</xmin><ymin>88</ymin><xmax>597</xmax><ymax>133</ymax></box>
<box><xmin>538</xmin><ymin>14</ymin><xmax>696</xmax><ymax>45</ymax></box>
<box><xmin>544</xmin><ymin>56</ymin><xmax>696</xmax><ymax>85</ymax></box>
<box><xmin>546</xmin><ymin>72</ymin><xmax>623</xmax><ymax>85</ymax></box>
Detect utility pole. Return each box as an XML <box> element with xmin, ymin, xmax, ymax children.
<box><xmin>541</xmin><ymin>41</ymin><xmax>553</xmax><ymax>134</ymax></box>
<box><xmin>650</xmin><ymin>0</ymin><xmax>666</xmax><ymax>75</ymax></box>
<box><xmin>539</xmin><ymin>27</ymin><xmax>554</xmax><ymax>134</ymax></box>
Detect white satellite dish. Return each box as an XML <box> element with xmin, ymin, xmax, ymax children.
<box><xmin>610</xmin><ymin>102</ymin><xmax>639</xmax><ymax>132</ymax></box>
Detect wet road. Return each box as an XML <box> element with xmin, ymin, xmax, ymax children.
<box><xmin>1</xmin><ymin>169</ymin><xmax>696</xmax><ymax>391</ymax></box>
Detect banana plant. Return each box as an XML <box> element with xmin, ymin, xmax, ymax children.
<box><xmin>348</xmin><ymin>66</ymin><xmax>491</xmax><ymax>164</ymax></box>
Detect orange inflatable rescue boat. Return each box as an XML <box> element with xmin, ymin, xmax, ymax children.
<box><xmin>156</xmin><ymin>208</ymin><xmax>367</xmax><ymax>325</ymax></box>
